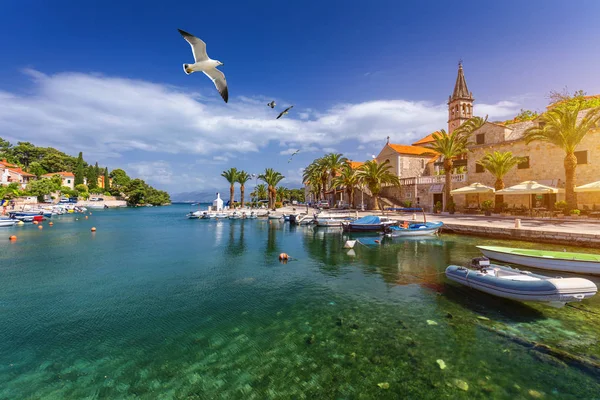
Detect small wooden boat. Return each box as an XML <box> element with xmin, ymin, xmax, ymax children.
<box><xmin>342</xmin><ymin>215</ymin><xmax>396</xmax><ymax>232</ymax></box>
<box><xmin>477</xmin><ymin>246</ymin><xmax>600</xmax><ymax>275</ymax></box>
<box><xmin>446</xmin><ymin>257</ymin><xmax>597</xmax><ymax>305</ymax></box>
<box><xmin>385</xmin><ymin>221</ymin><xmax>443</xmax><ymax>237</ymax></box>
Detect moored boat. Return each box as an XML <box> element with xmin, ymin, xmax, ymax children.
<box><xmin>342</xmin><ymin>215</ymin><xmax>397</xmax><ymax>232</ymax></box>
<box><xmin>385</xmin><ymin>221</ymin><xmax>443</xmax><ymax>237</ymax></box>
<box><xmin>0</xmin><ymin>219</ymin><xmax>18</xmax><ymax>227</ymax></box>
<box><xmin>268</xmin><ymin>214</ymin><xmax>283</xmax><ymax>220</ymax></box>
<box><xmin>187</xmin><ymin>211</ymin><xmax>202</xmax><ymax>219</ymax></box>
<box><xmin>477</xmin><ymin>245</ymin><xmax>600</xmax><ymax>275</ymax></box>
<box><xmin>229</xmin><ymin>212</ymin><xmax>242</xmax><ymax>219</ymax></box>
<box><xmin>446</xmin><ymin>257</ymin><xmax>597</xmax><ymax>306</ymax></box>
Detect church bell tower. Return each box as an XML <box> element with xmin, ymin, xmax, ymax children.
<box><xmin>448</xmin><ymin>62</ymin><xmax>474</xmax><ymax>133</ymax></box>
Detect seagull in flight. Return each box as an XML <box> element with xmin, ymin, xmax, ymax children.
<box><xmin>178</xmin><ymin>29</ymin><xmax>228</xmax><ymax>103</ymax></box>
<box><xmin>287</xmin><ymin>150</ymin><xmax>300</xmax><ymax>163</ymax></box>
<box><xmin>267</xmin><ymin>101</ymin><xmax>276</xmax><ymax>109</ymax></box>
<box><xmin>276</xmin><ymin>105</ymin><xmax>294</xmax><ymax>119</ymax></box>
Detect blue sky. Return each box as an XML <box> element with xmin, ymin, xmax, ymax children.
<box><xmin>1</xmin><ymin>0</ymin><xmax>599</xmax><ymax>194</ymax></box>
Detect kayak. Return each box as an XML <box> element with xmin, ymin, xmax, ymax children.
<box><xmin>477</xmin><ymin>245</ymin><xmax>600</xmax><ymax>275</ymax></box>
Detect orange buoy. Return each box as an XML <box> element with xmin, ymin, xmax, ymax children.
<box><xmin>91</xmin><ymin>227</ymin><xmax>97</xmax><ymax>232</ymax></box>
<box><xmin>33</xmin><ymin>220</ymin><xmax>39</xmax><ymax>225</ymax></box>
<box><xmin>85</xmin><ymin>216</ymin><xmax>88</xmax><ymax>219</ymax></box>
<box><xmin>279</xmin><ymin>253</ymin><xmax>289</xmax><ymax>261</ymax></box>
<box><xmin>38</xmin><ymin>225</ymin><xmax>43</xmax><ymax>229</ymax></box>
<box><xmin>9</xmin><ymin>235</ymin><xmax>17</xmax><ymax>241</ymax></box>
<box><xmin>48</xmin><ymin>222</ymin><xmax>53</xmax><ymax>226</ymax></box>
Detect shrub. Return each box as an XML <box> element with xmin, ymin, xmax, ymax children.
<box><xmin>402</xmin><ymin>200</ymin><xmax>412</xmax><ymax>208</ymax></box>
<box><xmin>554</xmin><ymin>201</ymin><xmax>568</xmax><ymax>212</ymax></box>
<box><xmin>481</xmin><ymin>200</ymin><xmax>494</xmax><ymax>211</ymax></box>
<box><xmin>274</xmin><ymin>202</ymin><xmax>283</xmax><ymax>209</ymax></box>
<box><xmin>570</xmin><ymin>209</ymin><xmax>581</xmax><ymax>215</ymax></box>
<box><xmin>434</xmin><ymin>201</ymin><xmax>442</xmax><ymax>212</ymax></box>
<box><xmin>447</xmin><ymin>201</ymin><xmax>456</xmax><ymax>213</ymax></box>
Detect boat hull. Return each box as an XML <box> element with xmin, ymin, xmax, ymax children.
<box><xmin>387</xmin><ymin>222</ymin><xmax>443</xmax><ymax>237</ymax></box>
<box><xmin>446</xmin><ymin>264</ymin><xmax>597</xmax><ymax>304</ymax></box>
<box><xmin>477</xmin><ymin>246</ymin><xmax>600</xmax><ymax>275</ymax></box>
<box><xmin>0</xmin><ymin>219</ymin><xmax>17</xmax><ymax>227</ymax></box>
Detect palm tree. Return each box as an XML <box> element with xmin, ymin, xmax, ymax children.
<box><xmin>276</xmin><ymin>186</ymin><xmax>289</xmax><ymax>203</ymax></box>
<box><xmin>331</xmin><ymin>164</ymin><xmax>359</xmax><ymax>208</ymax></box>
<box><xmin>477</xmin><ymin>151</ymin><xmax>526</xmax><ymax>209</ymax></box>
<box><xmin>356</xmin><ymin>160</ymin><xmax>400</xmax><ymax>210</ymax></box>
<box><xmin>322</xmin><ymin>153</ymin><xmax>348</xmax><ymax>203</ymax></box>
<box><xmin>524</xmin><ymin>103</ymin><xmax>600</xmax><ymax>210</ymax></box>
<box><xmin>302</xmin><ymin>161</ymin><xmax>324</xmax><ymax>202</ymax></box>
<box><xmin>221</xmin><ymin>167</ymin><xmax>238</xmax><ymax>208</ymax></box>
<box><xmin>258</xmin><ymin>168</ymin><xmax>284</xmax><ymax>209</ymax></box>
<box><xmin>236</xmin><ymin>170</ymin><xmax>251</xmax><ymax>208</ymax></box>
<box><xmin>426</xmin><ymin>116</ymin><xmax>486</xmax><ymax>211</ymax></box>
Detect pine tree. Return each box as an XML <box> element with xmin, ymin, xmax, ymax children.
<box><xmin>95</xmin><ymin>162</ymin><xmax>101</xmax><ymax>188</ymax></box>
<box><xmin>104</xmin><ymin>167</ymin><xmax>110</xmax><ymax>190</ymax></box>
<box><xmin>87</xmin><ymin>165</ymin><xmax>98</xmax><ymax>189</ymax></box>
<box><xmin>75</xmin><ymin>152</ymin><xmax>85</xmax><ymax>185</ymax></box>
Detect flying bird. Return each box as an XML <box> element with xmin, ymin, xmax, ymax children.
<box><xmin>276</xmin><ymin>105</ymin><xmax>294</xmax><ymax>119</ymax></box>
<box><xmin>178</xmin><ymin>29</ymin><xmax>228</xmax><ymax>103</ymax></box>
<box><xmin>267</xmin><ymin>101</ymin><xmax>276</xmax><ymax>109</ymax></box>
<box><xmin>287</xmin><ymin>149</ymin><xmax>300</xmax><ymax>163</ymax></box>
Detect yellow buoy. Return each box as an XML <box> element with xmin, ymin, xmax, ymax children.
<box><xmin>16</xmin><ymin>221</ymin><xmax>24</xmax><ymax>226</ymax></box>
<box><xmin>85</xmin><ymin>216</ymin><xmax>88</xmax><ymax>219</ymax></box>
<box><xmin>9</xmin><ymin>235</ymin><xmax>17</xmax><ymax>241</ymax></box>
<box><xmin>48</xmin><ymin>222</ymin><xmax>53</xmax><ymax>226</ymax></box>
<box><xmin>38</xmin><ymin>225</ymin><xmax>43</xmax><ymax>230</ymax></box>
<box><xmin>91</xmin><ymin>227</ymin><xmax>97</xmax><ymax>232</ymax></box>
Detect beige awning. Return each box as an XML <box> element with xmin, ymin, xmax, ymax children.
<box><xmin>450</xmin><ymin>183</ymin><xmax>495</xmax><ymax>194</ymax></box>
<box><xmin>496</xmin><ymin>180</ymin><xmax>559</xmax><ymax>195</ymax></box>
<box><xmin>575</xmin><ymin>181</ymin><xmax>600</xmax><ymax>193</ymax></box>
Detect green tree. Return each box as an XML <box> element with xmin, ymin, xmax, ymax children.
<box><xmin>236</xmin><ymin>170</ymin><xmax>251</xmax><ymax>208</ymax></box>
<box><xmin>0</xmin><ymin>138</ymin><xmax>13</xmax><ymax>161</ymax></box>
<box><xmin>0</xmin><ymin>183</ymin><xmax>24</xmax><ymax>199</ymax></box>
<box><xmin>477</xmin><ymin>151</ymin><xmax>527</xmax><ymax>208</ymax></box>
<box><xmin>426</xmin><ymin>116</ymin><xmax>486</xmax><ymax>211</ymax></box>
<box><xmin>332</xmin><ymin>163</ymin><xmax>359</xmax><ymax>208</ymax></box>
<box><xmin>276</xmin><ymin>186</ymin><xmax>289</xmax><ymax>202</ymax></box>
<box><xmin>322</xmin><ymin>153</ymin><xmax>348</xmax><ymax>199</ymax></box>
<box><xmin>11</xmin><ymin>142</ymin><xmax>39</xmax><ymax>168</ymax></box>
<box><xmin>252</xmin><ymin>184</ymin><xmax>268</xmax><ymax>201</ymax></box>
<box><xmin>356</xmin><ymin>160</ymin><xmax>400</xmax><ymax>210</ymax></box>
<box><xmin>221</xmin><ymin>168</ymin><xmax>238</xmax><ymax>208</ymax></box>
<box><xmin>103</xmin><ymin>167</ymin><xmax>110</xmax><ymax>190</ymax></box>
<box><xmin>109</xmin><ymin>168</ymin><xmax>130</xmax><ymax>187</ymax></box>
<box><xmin>524</xmin><ymin>103</ymin><xmax>600</xmax><ymax>210</ymax></box>
<box><xmin>123</xmin><ymin>178</ymin><xmax>147</xmax><ymax>205</ymax></box>
<box><xmin>75</xmin><ymin>152</ymin><xmax>85</xmax><ymax>185</ymax></box>
<box><xmin>26</xmin><ymin>177</ymin><xmax>61</xmax><ymax>202</ymax></box>
<box><xmin>258</xmin><ymin>168</ymin><xmax>284</xmax><ymax>209</ymax></box>
<box><xmin>28</xmin><ymin>161</ymin><xmax>47</xmax><ymax>178</ymax></box>
<box><xmin>302</xmin><ymin>159</ymin><xmax>325</xmax><ymax>201</ymax></box>
<box><xmin>75</xmin><ymin>183</ymin><xmax>89</xmax><ymax>193</ymax></box>
<box><xmin>86</xmin><ymin>165</ymin><xmax>98</xmax><ymax>189</ymax></box>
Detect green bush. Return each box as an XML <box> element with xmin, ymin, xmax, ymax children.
<box><xmin>554</xmin><ymin>201</ymin><xmax>568</xmax><ymax>212</ymax></box>
<box><xmin>274</xmin><ymin>201</ymin><xmax>283</xmax><ymax>209</ymax></box>
<box><xmin>481</xmin><ymin>200</ymin><xmax>494</xmax><ymax>211</ymax></box>
<box><xmin>570</xmin><ymin>209</ymin><xmax>581</xmax><ymax>215</ymax></box>
<box><xmin>434</xmin><ymin>201</ymin><xmax>442</xmax><ymax>212</ymax></box>
<box><xmin>447</xmin><ymin>201</ymin><xmax>456</xmax><ymax>213</ymax></box>
<box><xmin>402</xmin><ymin>200</ymin><xmax>412</xmax><ymax>208</ymax></box>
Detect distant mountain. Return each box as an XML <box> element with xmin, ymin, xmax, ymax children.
<box><xmin>170</xmin><ymin>190</ymin><xmax>227</xmax><ymax>203</ymax></box>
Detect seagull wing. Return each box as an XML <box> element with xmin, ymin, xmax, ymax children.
<box><xmin>204</xmin><ymin>68</ymin><xmax>228</xmax><ymax>103</ymax></box>
<box><xmin>276</xmin><ymin>106</ymin><xmax>294</xmax><ymax>119</ymax></box>
<box><xmin>178</xmin><ymin>29</ymin><xmax>208</xmax><ymax>62</ymax></box>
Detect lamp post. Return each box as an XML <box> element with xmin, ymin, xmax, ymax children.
<box><xmin>361</xmin><ymin>185</ymin><xmax>365</xmax><ymax>211</ymax></box>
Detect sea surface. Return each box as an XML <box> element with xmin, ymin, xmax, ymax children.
<box><xmin>1</xmin><ymin>205</ymin><xmax>600</xmax><ymax>399</ymax></box>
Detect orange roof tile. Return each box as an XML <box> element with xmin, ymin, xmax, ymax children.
<box><xmin>387</xmin><ymin>144</ymin><xmax>436</xmax><ymax>156</ymax></box>
<box><xmin>8</xmin><ymin>167</ymin><xmax>35</xmax><ymax>177</ymax></box>
<box><xmin>412</xmin><ymin>131</ymin><xmax>440</xmax><ymax>146</ymax></box>
<box><xmin>346</xmin><ymin>160</ymin><xmax>364</xmax><ymax>169</ymax></box>
<box><xmin>42</xmin><ymin>171</ymin><xmax>75</xmax><ymax>178</ymax></box>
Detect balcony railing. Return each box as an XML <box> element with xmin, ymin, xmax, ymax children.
<box><xmin>399</xmin><ymin>174</ymin><xmax>467</xmax><ymax>186</ymax></box>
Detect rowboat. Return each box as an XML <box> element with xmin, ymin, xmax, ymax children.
<box><xmin>385</xmin><ymin>221</ymin><xmax>443</xmax><ymax>237</ymax></box>
<box><xmin>342</xmin><ymin>215</ymin><xmax>397</xmax><ymax>232</ymax></box>
<box><xmin>446</xmin><ymin>257</ymin><xmax>597</xmax><ymax>306</ymax></box>
<box><xmin>229</xmin><ymin>212</ymin><xmax>242</xmax><ymax>219</ymax></box>
<box><xmin>477</xmin><ymin>245</ymin><xmax>600</xmax><ymax>275</ymax></box>
<box><xmin>268</xmin><ymin>214</ymin><xmax>283</xmax><ymax>220</ymax></box>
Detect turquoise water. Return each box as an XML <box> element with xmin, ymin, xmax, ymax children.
<box><xmin>1</xmin><ymin>205</ymin><xmax>600</xmax><ymax>399</ymax></box>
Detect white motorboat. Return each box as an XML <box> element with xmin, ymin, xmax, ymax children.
<box><xmin>446</xmin><ymin>257</ymin><xmax>597</xmax><ymax>306</ymax></box>
<box><xmin>229</xmin><ymin>212</ymin><xmax>242</xmax><ymax>219</ymax></box>
<box><xmin>268</xmin><ymin>214</ymin><xmax>283</xmax><ymax>220</ymax></box>
<box><xmin>187</xmin><ymin>211</ymin><xmax>202</xmax><ymax>219</ymax></box>
<box><xmin>0</xmin><ymin>219</ymin><xmax>17</xmax><ymax>227</ymax></box>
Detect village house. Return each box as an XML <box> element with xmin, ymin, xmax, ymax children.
<box><xmin>0</xmin><ymin>159</ymin><xmax>35</xmax><ymax>189</ymax></box>
<box><xmin>42</xmin><ymin>171</ymin><xmax>75</xmax><ymax>190</ymax></box>
<box><xmin>375</xmin><ymin>63</ymin><xmax>600</xmax><ymax>212</ymax></box>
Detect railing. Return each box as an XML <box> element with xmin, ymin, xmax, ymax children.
<box><xmin>399</xmin><ymin>174</ymin><xmax>467</xmax><ymax>186</ymax></box>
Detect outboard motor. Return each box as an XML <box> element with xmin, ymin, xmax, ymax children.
<box><xmin>470</xmin><ymin>256</ymin><xmax>491</xmax><ymax>270</ymax></box>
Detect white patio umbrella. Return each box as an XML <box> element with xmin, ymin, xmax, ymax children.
<box><xmin>575</xmin><ymin>181</ymin><xmax>600</xmax><ymax>192</ymax></box>
<box><xmin>450</xmin><ymin>183</ymin><xmax>495</xmax><ymax>207</ymax></box>
<box><xmin>496</xmin><ymin>180</ymin><xmax>559</xmax><ymax>212</ymax></box>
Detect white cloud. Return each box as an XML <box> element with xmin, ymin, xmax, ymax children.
<box><xmin>322</xmin><ymin>147</ymin><xmax>337</xmax><ymax>153</ymax></box>
<box><xmin>126</xmin><ymin>161</ymin><xmax>173</xmax><ymax>185</ymax></box>
<box><xmin>0</xmin><ymin>69</ymin><xmax>524</xmax><ymax>161</ymax></box>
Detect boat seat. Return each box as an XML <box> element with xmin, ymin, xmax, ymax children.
<box><xmin>496</xmin><ymin>275</ymin><xmax>539</xmax><ymax>281</ymax></box>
